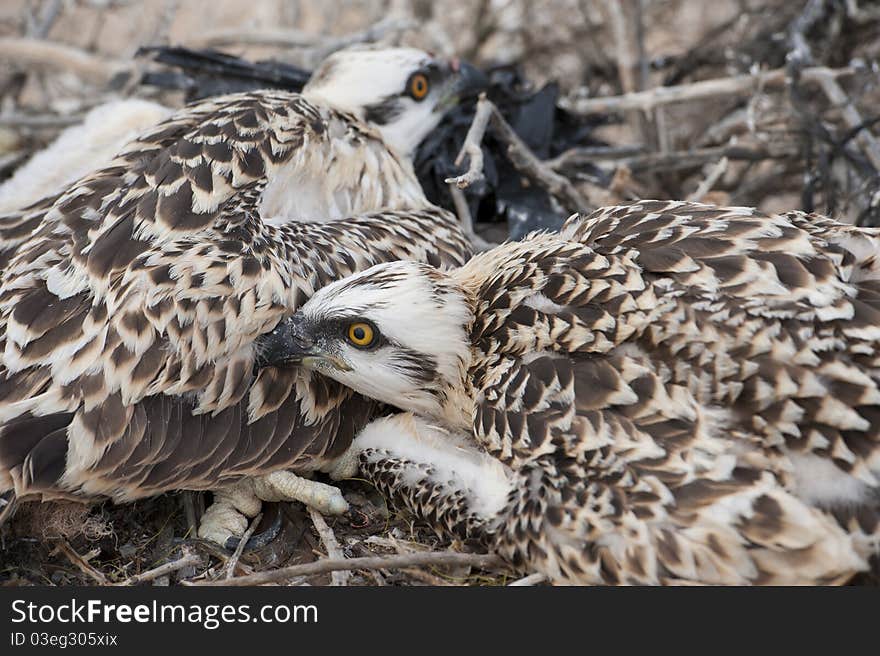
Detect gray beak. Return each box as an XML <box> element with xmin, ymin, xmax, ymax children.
<box><xmin>258</xmin><ymin>316</ymin><xmax>351</xmax><ymax>372</ymax></box>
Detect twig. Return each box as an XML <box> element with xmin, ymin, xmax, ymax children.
<box><xmin>485</xmin><ymin>100</ymin><xmax>591</xmax><ymax>212</ymax></box>
<box><xmin>0</xmin><ymin>114</ymin><xmax>83</xmax><ymax>129</ymax></box>
<box><xmin>116</xmin><ymin>551</ymin><xmax>201</xmax><ymax>586</ymax></box>
<box><xmin>508</xmin><ymin>572</ymin><xmax>547</xmax><ymax>586</ymax></box>
<box><xmin>0</xmin><ymin>493</ymin><xmax>17</xmax><ymax>529</ymax></box>
<box><xmin>181</xmin><ymin>492</ymin><xmax>198</xmax><ymax>539</ymax></box>
<box><xmin>190</xmin><ymin>551</ymin><xmax>503</xmax><ymax>586</ymax></box>
<box><xmin>814</xmin><ymin>72</ymin><xmax>880</xmax><ymax>171</ymax></box>
<box><xmin>445</xmin><ymin>94</ymin><xmax>492</xmax><ymax>189</ymax></box>
<box><xmin>446</xmin><ymin>97</ymin><xmax>590</xmax><ymax>213</ymax></box>
<box><xmin>197</xmin><ymin>17</ymin><xmax>415</xmax><ymax>57</ymax></box>
<box><xmin>54</xmin><ymin>540</ymin><xmax>109</xmax><ymax>585</ymax></box>
<box><xmin>563</xmin><ymin>66</ymin><xmax>856</xmax><ymax>115</ymax></box>
<box><xmin>601</xmin><ymin>143</ymin><xmax>798</xmax><ymax>173</ymax></box>
<box><xmin>0</xmin><ymin>37</ymin><xmax>126</xmax><ymax>84</ymax></box>
<box><xmin>224</xmin><ymin>513</ymin><xmax>261</xmax><ymax>580</ymax></box>
<box><xmin>602</xmin><ymin>0</ymin><xmax>638</xmax><ymax>94</ymax></box>
<box><xmin>788</xmin><ymin>0</ymin><xmax>827</xmax><ymax>67</ymax></box>
<box><xmin>448</xmin><ymin>186</ymin><xmax>495</xmax><ymax>252</ymax></box>
<box><xmin>26</xmin><ymin>0</ymin><xmax>62</xmax><ymax>39</ymax></box>
<box><xmin>687</xmin><ymin>156</ymin><xmax>730</xmax><ymax>202</ymax></box>
<box><xmin>308</xmin><ymin>508</ymin><xmax>349</xmax><ymax>586</ymax></box>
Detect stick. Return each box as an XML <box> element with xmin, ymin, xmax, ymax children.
<box><xmin>491</xmin><ymin>110</ymin><xmax>590</xmax><ymax>212</ymax></box>
<box><xmin>307</xmin><ymin>508</ymin><xmax>349</xmax><ymax>586</ymax></box>
<box><xmin>54</xmin><ymin>540</ymin><xmax>109</xmax><ymax>585</ymax></box>
<box><xmin>190</xmin><ymin>551</ymin><xmax>503</xmax><ymax>586</ymax></box>
<box><xmin>116</xmin><ymin>551</ymin><xmax>202</xmax><ymax>586</ymax></box>
<box><xmin>224</xmin><ymin>512</ymin><xmax>261</xmax><ymax>580</ymax></box>
<box><xmin>602</xmin><ymin>143</ymin><xmax>798</xmax><ymax>173</ymax></box>
<box><xmin>197</xmin><ymin>17</ymin><xmax>415</xmax><ymax>55</ymax></box>
<box><xmin>602</xmin><ymin>0</ymin><xmax>638</xmax><ymax>94</ymax></box>
<box><xmin>181</xmin><ymin>492</ymin><xmax>198</xmax><ymax>538</ymax></box>
<box><xmin>446</xmin><ymin>96</ymin><xmax>590</xmax><ymax>213</ymax></box>
<box><xmin>0</xmin><ymin>37</ymin><xmax>125</xmax><ymax>84</ymax></box>
<box><xmin>814</xmin><ymin>72</ymin><xmax>880</xmax><ymax>171</ymax></box>
<box><xmin>508</xmin><ymin>572</ymin><xmax>547</xmax><ymax>586</ymax></box>
<box><xmin>448</xmin><ymin>185</ymin><xmax>495</xmax><ymax>252</ymax></box>
<box><xmin>445</xmin><ymin>94</ymin><xmax>492</xmax><ymax>189</ymax></box>
<box><xmin>0</xmin><ymin>114</ymin><xmax>83</xmax><ymax>129</ymax></box>
<box><xmin>687</xmin><ymin>156</ymin><xmax>730</xmax><ymax>202</ymax></box>
<box><xmin>562</xmin><ymin>66</ymin><xmax>856</xmax><ymax>115</ymax></box>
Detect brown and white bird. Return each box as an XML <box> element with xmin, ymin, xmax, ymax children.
<box><xmin>265</xmin><ymin>200</ymin><xmax>880</xmax><ymax>585</ymax></box>
<box><xmin>0</xmin><ymin>45</ymin><xmax>480</xmax><ymax>546</ymax></box>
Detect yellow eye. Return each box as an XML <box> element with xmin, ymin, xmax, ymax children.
<box><xmin>409</xmin><ymin>73</ymin><xmax>429</xmax><ymax>100</ymax></box>
<box><xmin>347</xmin><ymin>322</ymin><xmax>375</xmax><ymax>348</ymax></box>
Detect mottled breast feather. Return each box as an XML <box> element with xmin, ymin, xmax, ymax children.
<box><xmin>0</xmin><ymin>90</ymin><xmax>471</xmax><ymax>502</ymax></box>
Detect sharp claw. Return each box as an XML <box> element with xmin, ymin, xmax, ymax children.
<box><xmin>326</xmin><ymin>493</ymin><xmax>349</xmax><ymax>515</ymax></box>
<box><xmin>225</xmin><ymin>503</ymin><xmax>284</xmax><ymax>552</ymax></box>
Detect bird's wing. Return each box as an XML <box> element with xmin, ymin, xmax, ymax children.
<box><xmin>0</xmin><ymin>91</ymin><xmax>470</xmax><ymax>501</ymax></box>
<box><xmin>461</xmin><ymin>203</ymin><xmax>880</xmax><ymax>583</ymax></box>
<box><xmin>473</xmin><ymin>353</ymin><xmax>868</xmax><ymax>585</ymax></box>
<box><xmin>558</xmin><ymin>200</ymin><xmax>880</xmax><ymax>488</ymax></box>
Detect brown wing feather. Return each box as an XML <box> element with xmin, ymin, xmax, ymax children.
<box><xmin>455</xmin><ymin>200</ymin><xmax>880</xmax><ymax>583</ymax></box>
<box><xmin>0</xmin><ymin>90</ymin><xmax>470</xmax><ymax>501</ymax></box>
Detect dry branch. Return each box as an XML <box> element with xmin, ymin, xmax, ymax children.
<box><xmin>54</xmin><ymin>540</ymin><xmax>108</xmax><ymax>585</ymax></box>
<box><xmin>116</xmin><ymin>551</ymin><xmax>202</xmax><ymax>586</ymax></box>
<box><xmin>308</xmin><ymin>508</ymin><xmax>350</xmax><ymax>586</ymax></box>
<box><xmin>687</xmin><ymin>156</ymin><xmax>730</xmax><ymax>202</ymax></box>
<box><xmin>508</xmin><ymin>572</ymin><xmax>547</xmax><ymax>586</ymax></box>
<box><xmin>191</xmin><ymin>551</ymin><xmax>503</xmax><ymax>586</ymax></box>
<box><xmin>563</xmin><ymin>66</ymin><xmax>856</xmax><ymax>115</ymax></box>
<box><xmin>197</xmin><ymin>17</ymin><xmax>415</xmax><ymax>56</ymax></box>
<box><xmin>598</xmin><ymin>143</ymin><xmax>799</xmax><ymax>174</ymax></box>
<box><xmin>814</xmin><ymin>71</ymin><xmax>880</xmax><ymax>171</ymax></box>
<box><xmin>446</xmin><ymin>94</ymin><xmax>492</xmax><ymax>189</ymax></box>
<box><xmin>0</xmin><ymin>114</ymin><xmax>82</xmax><ymax>129</ymax></box>
<box><xmin>0</xmin><ymin>37</ymin><xmax>126</xmax><ymax>84</ymax></box>
<box><xmin>224</xmin><ymin>513</ymin><xmax>261</xmax><ymax>580</ymax></box>
<box><xmin>446</xmin><ymin>95</ymin><xmax>590</xmax><ymax>215</ymax></box>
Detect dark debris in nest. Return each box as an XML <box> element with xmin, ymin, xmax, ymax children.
<box><xmin>0</xmin><ymin>479</ymin><xmax>501</xmax><ymax>587</ymax></box>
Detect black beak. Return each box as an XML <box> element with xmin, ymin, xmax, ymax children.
<box><xmin>452</xmin><ymin>59</ymin><xmax>489</xmax><ymax>100</ymax></box>
<box><xmin>257</xmin><ymin>316</ymin><xmax>315</xmax><ymax>368</ymax></box>
<box><xmin>257</xmin><ymin>316</ymin><xmax>351</xmax><ymax>372</ymax></box>
<box><xmin>437</xmin><ymin>59</ymin><xmax>488</xmax><ymax>111</ymax></box>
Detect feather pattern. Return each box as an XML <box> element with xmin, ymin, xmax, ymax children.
<box><xmin>0</xmin><ymin>87</ymin><xmax>471</xmax><ymax>503</ymax></box>
<box><xmin>326</xmin><ymin>200</ymin><xmax>880</xmax><ymax>584</ymax></box>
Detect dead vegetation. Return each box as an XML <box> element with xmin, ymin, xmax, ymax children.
<box><xmin>1</xmin><ymin>0</ymin><xmax>879</xmax><ymax>586</ymax></box>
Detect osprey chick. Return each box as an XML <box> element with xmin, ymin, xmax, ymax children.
<box><xmin>267</xmin><ymin>200</ymin><xmax>880</xmax><ymax>585</ymax></box>
<box><xmin>0</xmin><ymin>46</ymin><xmax>480</xmax><ymax>546</ymax></box>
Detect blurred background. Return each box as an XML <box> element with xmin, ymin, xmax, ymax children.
<box><xmin>1</xmin><ymin>0</ymin><xmax>880</xmax><ymax>231</ymax></box>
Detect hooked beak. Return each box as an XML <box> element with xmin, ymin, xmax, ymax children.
<box><xmin>436</xmin><ymin>58</ymin><xmax>488</xmax><ymax>112</ymax></box>
<box><xmin>258</xmin><ymin>316</ymin><xmax>351</xmax><ymax>372</ymax></box>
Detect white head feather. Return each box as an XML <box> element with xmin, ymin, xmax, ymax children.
<box><xmin>278</xmin><ymin>260</ymin><xmax>473</xmax><ymax>418</ymax></box>
<box><xmin>302</xmin><ymin>46</ymin><xmax>466</xmax><ymax>157</ymax></box>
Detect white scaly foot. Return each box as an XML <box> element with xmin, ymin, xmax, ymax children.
<box><xmin>197</xmin><ymin>472</ymin><xmax>350</xmax><ymax>547</ymax></box>
<box><xmin>197</xmin><ymin>479</ymin><xmax>262</xmax><ymax>546</ymax></box>
<box><xmin>253</xmin><ymin>470</ymin><xmax>349</xmax><ymax>515</ymax></box>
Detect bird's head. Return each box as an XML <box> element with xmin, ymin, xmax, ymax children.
<box><xmin>302</xmin><ymin>45</ymin><xmax>486</xmax><ymax>157</ymax></box>
<box><xmin>258</xmin><ymin>261</ymin><xmax>472</xmax><ymax>417</ymax></box>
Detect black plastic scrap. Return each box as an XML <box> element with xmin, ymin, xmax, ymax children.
<box><xmin>137</xmin><ymin>46</ymin><xmax>609</xmax><ymax>239</ymax></box>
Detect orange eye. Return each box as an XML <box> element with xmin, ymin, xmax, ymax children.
<box><xmin>347</xmin><ymin>322</ymin><xmax>375</xmax><ymax>348</ymax></box>
<box><xmin>409</xmin><ymin>73</ymin><xmax>429</xmax><ymax>100</ymax></box>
